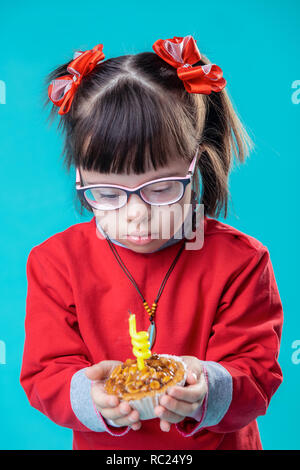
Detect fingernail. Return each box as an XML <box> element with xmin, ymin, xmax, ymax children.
<box><xmin>129</xmin><ymin>415</ymin><xmax>137</xmax><ymax>422</ymax></box>
<box><xmin>120</xmin><ymin>403</ymin><xmax>129</xmax><ymax>413</ymax></box>
<box><xmin>132</xmin><ymin>423</ymin><xmax>141</xmax><ymax>430</ymax></box>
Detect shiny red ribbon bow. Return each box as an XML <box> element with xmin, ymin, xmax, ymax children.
<box><xmin>48</xmin><ymin>43</ymin><xmax>105</xmax><ymax>115</ymax></box>
<box><xmin>152</xmin><ymin>35</ymin><xmax>226</xmax><ymax>94</ymax></box>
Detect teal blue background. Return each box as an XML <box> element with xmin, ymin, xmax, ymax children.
<box><xmin>0</xmin><ymin>0</ymin><xmax>299</xmax><ymax>450</ymax></box>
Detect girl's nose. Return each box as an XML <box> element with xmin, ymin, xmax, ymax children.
<box><xmin>126</xmin><ymin>194</ymin><xmax>150</xmax><ymax>223</ymax></box>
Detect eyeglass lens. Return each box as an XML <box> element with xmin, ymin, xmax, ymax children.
<box><xmin>84</xmin><ymin>180</ymin><xmax>184</xmax><ymax>210</ymax></box>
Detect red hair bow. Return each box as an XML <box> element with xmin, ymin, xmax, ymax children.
<box><xmin>152</xmin><ymin>35</ymin><xmax>226</xmax><ymax>94</ymax></box>
<box><xmin>48</xmin><ymin>43</ymin><xmax>105</xmax><ymax>115</ymax></box>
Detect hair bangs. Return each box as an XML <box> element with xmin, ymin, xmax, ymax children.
<box><xmin>75</xmin><ymin>77</ymin><xmax>194</xmax><ymax>175</ymax></box>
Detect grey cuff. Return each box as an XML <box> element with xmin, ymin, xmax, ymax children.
<box><xmin>197</xmin><ymin>361</ymin><xmax>232</xmax><ymax>429</ymax></box>
<box><xmin>70</xmin><ymin>368</ymin><xmax>122</xmax><ymax>431</ymax></box>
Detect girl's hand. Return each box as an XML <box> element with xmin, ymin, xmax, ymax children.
<box><xmin>85</xmin><ymin>361</ymin><xmax>142</xmax><ymax>431</ymax></box>
<box><xmin>154</xmin><ymin>355</ymin><xmax>207</xmax><ymax>432</ymax></box>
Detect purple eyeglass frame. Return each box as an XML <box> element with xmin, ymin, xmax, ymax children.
<box><xmin>75</xmin><ymin>147</ymin><xmax>199</xmax><ymax>210</ymax></box>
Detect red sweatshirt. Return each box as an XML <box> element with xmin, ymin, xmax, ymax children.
<box><xmin>20</xmin><ymin>215</ymin><xmax>283</xmax><ymax>450</ymax></box>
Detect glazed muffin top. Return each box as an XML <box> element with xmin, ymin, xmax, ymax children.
<box><xmin>104</xmin><ymin>353</ymin><xmax>185</xmax><ymax>400</ymax></box>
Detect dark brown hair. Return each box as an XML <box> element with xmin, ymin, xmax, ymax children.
<box><xmin>44</xmin><ymin>49</ymin><xmax>253</xmax><ymax>218</ymax></box>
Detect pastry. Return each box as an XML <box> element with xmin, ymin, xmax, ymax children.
<box><xmin>104</xmin><ymin>353</ymin><xmax>187</xmax><ymax>420</ymax></box>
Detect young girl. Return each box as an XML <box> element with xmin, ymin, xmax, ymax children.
<box><xmin>20</xmin><ymin>35</ymin><xmax>284</xmax><ymax>451</ymax></box>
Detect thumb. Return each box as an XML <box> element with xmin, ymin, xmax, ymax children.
<box><xmin>85</xmin><ymin>360</ymin><xmax>121</xmax><ymax>381</ymax></box>
<box><xmin>186</xmin><ymin>370</ymin><xmax>198</xmax><ymax>385</ymax></box>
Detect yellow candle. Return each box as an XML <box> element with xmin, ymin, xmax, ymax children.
<box><xmin>128</xmin><ymin>312</ymin><xmax>151</xmax><ymax>370</ymax></box>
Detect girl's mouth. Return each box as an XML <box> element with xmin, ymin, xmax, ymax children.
<box><xmin>125</xmin><ymin>233</ymin><xmax>158</xmax><ymax>245</ymax></box>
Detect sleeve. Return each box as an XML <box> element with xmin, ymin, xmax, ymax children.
<box><xmin>176</xmin><ymin>246</ymin><xmax>283</xmax><ymax>437</ymax></box>
<box><xmin>20</xmin><ymin>247</ymin><xmax>130</xmax><ymax>436</ymax></box>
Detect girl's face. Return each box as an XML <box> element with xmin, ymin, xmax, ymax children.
<box><xmin>80</xmin><ymin>158</ymin><xmax>193</xmax><ymax>253</ymax></box>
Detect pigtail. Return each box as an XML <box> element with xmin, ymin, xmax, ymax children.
<box><xmin>192</xmin><ymin>63</ymin><xmax>254</xmax><ymax>218</ymax></box>
<box><xmin>43</xmin><ymin>59</ymin><xmax>95</xmax><ymax>216</ymax></box>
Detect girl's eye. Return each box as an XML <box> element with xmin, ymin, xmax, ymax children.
<box><xmin>100</xmin><ymin>194</ymin><xmax>118</xmax><ymax>199</ymax></box>
<box><xmin>151</xmin><ymin>186</ymin><xmax>172</xmax><ymax>193</ymax></box>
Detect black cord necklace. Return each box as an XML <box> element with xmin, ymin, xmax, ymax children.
<box><xmin>105</xmin><ymin>235</ymin><xmax>186</xmax><ymax>349</ymax></box>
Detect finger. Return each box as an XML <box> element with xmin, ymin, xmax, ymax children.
<box><xmin>109</xmin><ymin>408</ymin><xmax>141</xmax><ymax>427</ymax></box>
<box><xmin>166</xmin><ymin>373</ymin><xmax>207</xmax><ymax>403</ymax></box>
<box><xmin>85</xmin><ymin>361</ymin><xmax>122</xmax><ymax>381</ymax></box>
<box><xmin>160</xmin><ymin>419</ymin><xmax>171</xmax><ymax>432</ymax></box>
<box><xmin>91</xmin><ymin>382</ymin><xmax>120</xmax><ymax>409</ymax></box>
<box><xmin>159</xmin><ymin>394</ymin><xmax>203</xmax><ymax>418</ymax></box>
<box><xmin>131</xmin><ymin>421</ymin><xmax>142</xmax><ymax>431</ymax></box>
<box><xmin>154</xmin><ymin>404</ymin><xmax>184</xmax><ymax>424</ymax></box>
<box><xmin>181</xmin><ymin>356</ymin><xmax>203</xmax><ymax>376</ymax></box>
<box><xmin>186</xmin><ymin>371</ymin><xmax>198</xmax><ymax>385</ymax></box>
<box><xmin>100</xmin><ymin>399</ymin><xmax>132</xmax><ymax>420</ymax></box>
<box><xmin>101</xmin><ymin>400</ymin><xmax>140</xmax><ymax>425</ymax></box>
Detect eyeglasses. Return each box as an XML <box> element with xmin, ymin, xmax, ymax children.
<box><xmin>75</xmin><ymin>147</ymin><xmax>199</xmax><ymax>211</ymax></box>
